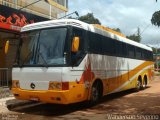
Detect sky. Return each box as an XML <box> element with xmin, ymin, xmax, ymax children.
<box><xmin>68</xmin><ymin>0</ymin><xmax>160</xmax><ymax>48</ymax></box>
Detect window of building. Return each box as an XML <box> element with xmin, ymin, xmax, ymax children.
<box><xmin>54</xmin><ymin>0</ymin><xmax>67</xmax><ymax>7</ymax></box>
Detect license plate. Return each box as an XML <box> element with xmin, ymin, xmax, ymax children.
<box><xmin>30</xmin><ymin>97</ymin><xmax>39</xmax><ymax>101</ymax></box>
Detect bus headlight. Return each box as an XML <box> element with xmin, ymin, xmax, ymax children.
<box><xmin>12</xmin><ymin>80</ymin><xmax>20</xmax><ymax>88</ymax></box>
<box><xmin>48</xmin><ymin>82</ymin><xmax>69</xmax><ymax>90</ymax></box>
<box><xmin>49</xmin><ymin>83</ymin><xmax>56</xmax><ymax>90</ymax></box>
<box><xmin>56</xmin><ymin>83</ymin><xmax>61</xmax><ymax>89</ymax></box>
<box><xmin>49</xmin><ymin>82</ymin><xmax>61</xmax><ymax>90</ymax></box>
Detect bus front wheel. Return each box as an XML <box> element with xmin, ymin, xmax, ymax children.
<box><xmin>89</xmin><ymin>81</ymin><xmax>102</xmax><ymax>105</ymax></box>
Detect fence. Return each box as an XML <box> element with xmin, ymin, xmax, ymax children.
<box><xmin>0</xmin><ymin>68</ymin><xmax>12</xmax><ymax>98</ymax></box>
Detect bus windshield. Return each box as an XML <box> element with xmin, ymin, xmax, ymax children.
<box><xmin>19</xmin><ymin>28</ymin><xmax>67</xmax><ymax>66</ymax></box>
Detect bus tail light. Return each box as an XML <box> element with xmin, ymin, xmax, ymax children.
<box><xmin>12</xmin><ymin>80</ymin><xmax>20</xmax><ymax>88</ymax></box>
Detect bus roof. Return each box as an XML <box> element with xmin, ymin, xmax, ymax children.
<box><xmin>21</xmin><ymin>19</ymin><xmax>89</xmax><ymax>32</ymax></box>
<box><xmin>21</xmin><ymin>19</ymin><xmax>152</xmax><ymax>52</ymax></box>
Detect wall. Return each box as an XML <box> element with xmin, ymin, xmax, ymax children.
<box><xmin>0</xmin><ymin>37</ymin><xmax>6</xmax><ymax>68</ymax></box>
<box><xmin>0</xmin><ymin>32</ymin><xmax>19</xmax><ymax>68</ymax></box>
<box><xmin>0</xmin><ymin>0</ymin><xmax>68</xmax><ymax>19</ymax></box>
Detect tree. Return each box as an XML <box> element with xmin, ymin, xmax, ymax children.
<box><xmin>151</xmin><ymin>10</ymin><xmax>160</xmax><ymax>27</ymax></box>
<box><xmin>151</xmin><ymin>0</ymin><xmax>160</xmax><ymax>26</ymax></box>
<box><xmin>78</xmin><ymin>13</ymin><xmax>101</xmax><ymax>25</ymax></box>
<box><xmin>127</xmin><ymin>28</ymin><xmax>141</xmax><ymax>43</ymax></box>
<box><xmin>152</xmin><ymin>47</ymin><xmax>157</xmax><ymax>54</ymax></box>
<box><xmin>153</xmin><ymin>47</ymin><xmax>160</xmax><ymax>54</ymax></box>
<box><xmin>112</xmin><ymin>28</ymin><xmax>121</xmax><ymax>33</ymax></box>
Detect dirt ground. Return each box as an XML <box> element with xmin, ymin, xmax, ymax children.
<box><xmin>0</xmin><ymin>75</ymin><xmax>160</xmax><ymax>120</ymax></box>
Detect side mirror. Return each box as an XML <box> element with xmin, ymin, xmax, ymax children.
<box><xmin>72</xmin><ymin>37</ymin><xmax>80</xmax><ymax>53</ymax></box>
<box><xmin>5</xmin><ymin>40</ymin><xmax>9</xmax><ymax>54</ymax></box>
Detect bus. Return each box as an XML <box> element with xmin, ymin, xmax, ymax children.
<box><xmin>12</xmin><ymin>19</ymin><xmax>154</xmax><ymax>104</ymax></box>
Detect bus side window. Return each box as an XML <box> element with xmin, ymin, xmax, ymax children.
<box><xmin>121</xmin><ymin>42</ymin><xmax>127</xmax><ymax>57</ymax></box>
<box><xmin>127</xmin><ymin>44</ymin><xmax>135</xmax><ymax>58</ymax></box>
<box><xmin>143</xmin><ymin>50</ymin><xmax>153</xmax><ymax>61</ymax></box>
<box><xmin>102</xmin><ymin>36</ymin><xmax>116</xmax><ymax>56</ymax></box>
<box><xmin>135</xmin><ymin>47</ymin><xmax>142</xmax><ymax>59</ymax></box>
<box><xmin>115</xmin><ymin>41</ymin><xmax>122</xmax><ymax>57</ymax></box>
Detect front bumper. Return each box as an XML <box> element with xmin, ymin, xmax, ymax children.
<box><xmin>12</xmin><ymin>84</ymin><xmax>88</xmax><ymax>104</ymax></box>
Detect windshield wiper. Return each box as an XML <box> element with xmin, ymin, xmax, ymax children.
<box><xmin>19</xmin><ymin>51</ymin><xmax>32</xmax><ymax>67</ymax></box>
<box><xmin>37</xmin><ymin>52</ymin><xmax>48</xmax><ymax>68</ymax></box>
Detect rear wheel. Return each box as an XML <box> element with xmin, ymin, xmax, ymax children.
<box><xmin>135</xmin><ymin>79</ymin><xmax>142</xmax><ymax>91</ymax></box>
<box><xmin>143</xmin><ymin>77</ymin><xmax>147</xmax><ymax>89</ymax></box>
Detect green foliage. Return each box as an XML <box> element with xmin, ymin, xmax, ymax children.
<box><xmin>127</xmin><ymin>28</ymin><xmax>141</xmax><ymax>43</ymax></box>
<box><xmin>112</xmin><ymin>28</ymin><xmax>121</xmax><ymax>33</ymax></box>
<box><xmin>127</xmin><ymin>35</ymin><xmax>140</xmax><ymax>43</ymax></box>
<box><xmin>152</xmin><ymin>47</ymin><xmax>160</xmax><ymax>54</ymax></box>
<box><xmin>78</xmin><ymin>13</ymin><xmax>101</xmax><ymax>25</ymax></box>
<box><xmin>151</xmin><ymin>10</ymin><xmax>160</xmax><ymax>27</ymax></box>
<box><xmin>152</xmin><ymin>47</ymin><xmax>157</xmax><ymax>53</ymax></box>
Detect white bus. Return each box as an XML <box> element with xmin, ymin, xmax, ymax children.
<box><xmin>12</xmin><ymin>19</ymin><xmax>154</xmax><ymax>104</ymax></box>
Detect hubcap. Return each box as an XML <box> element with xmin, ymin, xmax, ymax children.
<box><xmin>143</xmin><ymin>80</ymin><xmax>147</xmax><ymax>88</ymax></box>
<box><xmin>137</xmin><ymin>80</ymin><xmax>141</xmax><ymax>90</ymax></box>
<box><xmin>91</xmin><ymin>86</ymin><xmax>99</xmax><ymax>102</ymax></box>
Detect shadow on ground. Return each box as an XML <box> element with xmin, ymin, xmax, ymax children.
<box><xmin>6</xmin><ymin>86</ymin><xmax>160</xmax><ymax>117</ymax></box>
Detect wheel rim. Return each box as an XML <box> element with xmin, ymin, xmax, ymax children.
<box><xmin>137</xmin><ymin>80</ymin><xmax>141</xmax><ymax>90</ymax></box>
<box><xmin>91</xmin><ymin>85</ymin><xmax>99</xmax><ymax>102</ymax></box>
<box><xmin>143</xmin><ymin>80</ymin><xmax>147</xmax><ymax>88</ymax></box>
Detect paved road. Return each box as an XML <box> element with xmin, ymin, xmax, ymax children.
<box><xmin>0</xmin><ymin>76</ymin><xmax>160</xmax><ymax>120</ymax></box>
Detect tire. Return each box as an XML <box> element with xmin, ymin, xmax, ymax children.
<box><xmin>135</xmin><ymin>80</ymin><xmax>142</xmax><ymax>92</ymax></box>
<box><xmin>89</xmin><ymin>81</ymin><xmax>102</xmax><ymax>105</ymax></box>
<box><xmin>143</xmin><ymin>79</ymin><xmax>147</xmax><ymax>89</ymax></box>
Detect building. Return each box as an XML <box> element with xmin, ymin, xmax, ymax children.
<box><xmin>0</xmin><ymin>0</ymin><xmax>68</xmax><ymax>67</ymax></box>
<box><xmin>0</xmin><ymin>0</ymin><xmax>68</xmax><ymax>19</ymax></box>
<box><xmin>0</xmin><ymin>0</ymin><xmax>68</xmax><ymax>87</ymax></box>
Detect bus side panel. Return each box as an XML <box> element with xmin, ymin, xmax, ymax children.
<box><xmin>89</xmin><ymin>54</ymin><xmax>153</xmax><ymax>95</ymax></box>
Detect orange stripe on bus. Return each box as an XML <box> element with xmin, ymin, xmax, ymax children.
<box><xmin>79</xmin><ymin>61</ymin><xmax>153</xmax><ymax>94</ymax></box>
<box><xmin>102</xmin><ymin>61</ymin><xmax>153</xmax><ymax>93</ymax></box>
